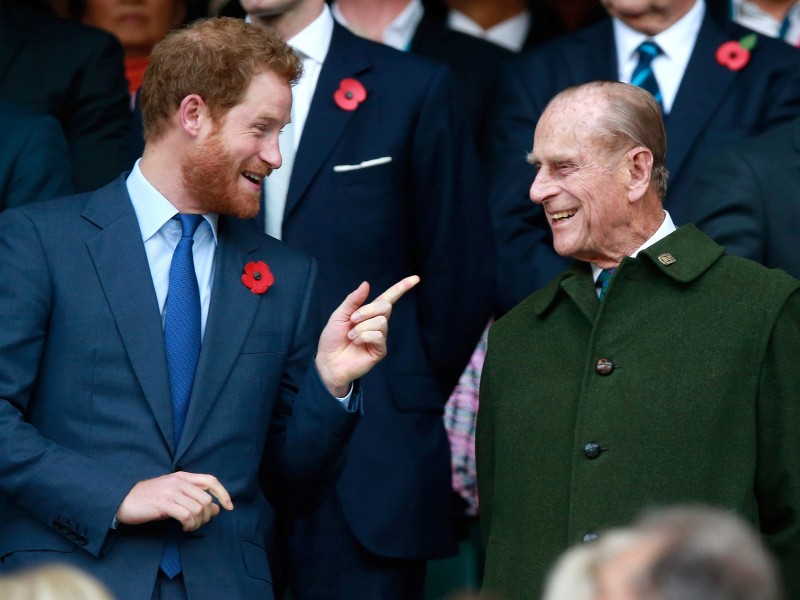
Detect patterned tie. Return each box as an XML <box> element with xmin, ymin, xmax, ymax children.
<box><xmin>631</xmin><ymin>40</ymin><xmax>664</xmax><ymax>112</ymax></box>
<box><xmin>160</xmin><ymin>213</ymin><xmax>203</xmax><ymax>579</ymax></box>
<box><xmin>596</xmin><ymin>268</ymin><xmax>617</xmax><ymax>303</ymax></box>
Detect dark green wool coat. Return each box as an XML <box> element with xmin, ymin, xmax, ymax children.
<box><xmin>478</xmin><ymin>224</ymin><xmax>800</xmax><ymax>599</ymax></box>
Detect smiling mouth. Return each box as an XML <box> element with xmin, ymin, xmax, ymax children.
<box><xmin>242</xmin><ymin>171</ymin><xmax>266</xmax><ymax>185</ymax></box>
<box><xmin>551</xmin><ymin>209</ymin><xmax>577</xmax><ymax>222</ymax></box>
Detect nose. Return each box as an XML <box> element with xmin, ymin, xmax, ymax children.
<box><xmin>529</xmin><ymin>167</ymin><xmax>555</xmax><ymax>205</ymax></box>
<box><xmin>260</xmin><ymin>135</ymin><xmax>282</xmax><ymax>171</ymax></box>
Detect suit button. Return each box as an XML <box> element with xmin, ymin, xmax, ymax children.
<box><xmin>582</xmin><ymin>532</ymin><xmax>599</xmax><ymax>543</ymax></box>
<box><xmin>583</xmin><ymin>441</ymin><xmax>602</xmax><ymax>459</ymax></box>
<box><xmin>595</xmin><ymin>358</ymin><xmax>614</xmax><ymax>375</ymax></box>
<box><xmin>52</xmin><ymin>520</ymin><xmax>66</xmax><ymax>533</ymax></box>
<box><xmin>67</xmin><ymin>531</ymin><xmax>80</xmax><ymax>541</ymax></box>
<box><xmin>76</xmin><ymin>535</ymin><xmax>88</xmax><ymax>546</ymax></box>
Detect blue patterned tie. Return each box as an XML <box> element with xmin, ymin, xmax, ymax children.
<box><xmin>160</xmin><ymin>213</ymin><xmax>203</xmax><ymax>579</ymax></box>
<box><xmin>631</xmin><ymin>41</ymin><xmax>664</xmax><ymax>112</ymax></box>
<box><xmin>596</xmin><ymin>268</ymin><xmax>617</xmax><ymax>302</ymax></box>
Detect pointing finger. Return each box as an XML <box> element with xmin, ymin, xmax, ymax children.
<box><xmin>375</xmin><ymin>275</ymin><xmax>420</xmax><ymax>306</ymax></box>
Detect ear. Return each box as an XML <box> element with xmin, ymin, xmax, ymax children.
<box><xmin>178</xmin><ymin>94</ymin><xmax>209</xmax><ymax>138</ymax></box>
<box><xmin>626</xmin><ymin>146</ymin><xmax>654</xmax><ymax>203</ymax></box>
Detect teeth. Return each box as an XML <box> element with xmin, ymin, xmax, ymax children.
<box><xmin>552</xmin><ymin>210</ymin><xmax>577</xmax><ymax>221</ymax></box>
<box><xmin>243</xmin><ymin>172</ymin><xmax>264</xmax><ymax>184</ymax></box>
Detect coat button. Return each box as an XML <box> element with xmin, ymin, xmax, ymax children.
<box><xmin>582</xmin><ymin>532</ymin><xmax>599</xmax><ymax>543</ymax></box>
<box><xmin>583</xmin><ymin>441</ymin><xmax>602</xmax><ymax>459</ymax></box>
<box><xmin>595</xmin><ymin>358</ymin><xmax>614</xmax><ymax>375</ymax></box>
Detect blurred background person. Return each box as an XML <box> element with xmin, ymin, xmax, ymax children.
<box><xmin>0</xmin><ymin>100</ymin><xmax>74</xmax><ymax>210</ymax></box>
<box><xmin>688</xmin><ymin>114</ymin><xmax>800</xmax><ymax>279</ymax></box>
<box><xmin>0</xmin><ymin>565</ymin><xmax>114</xmax><ymax>600</ymax></box>
<box><xmin>0</xmin><ymin>0</ymin><xmax>133</xmax><ymax>192</ymax></box>
<box><xmin>707</xmin><ymin>0</ymin><xmax>800</xmax><ymax>45</ymax></box>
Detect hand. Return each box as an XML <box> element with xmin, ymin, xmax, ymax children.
<box><xmin>315</xmin><ymin>275</ymin><xmax>420</xmax><ymax>397</ymax></box>
<box><xmin>116</xmin><ymin>472</ymin><xmax>234</xmax><ymax>532</ymax></box>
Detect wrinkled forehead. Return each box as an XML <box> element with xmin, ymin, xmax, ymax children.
<box><xmin>533</xmin><ymin>92</ymin><xmax>608</xmax><ymax>154</ymax></box>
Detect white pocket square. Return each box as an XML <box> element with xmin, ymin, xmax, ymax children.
<box><xmin>333</xmin><ymin>156</ymin><xmax>392</xmax><ymax>172</ymax></box>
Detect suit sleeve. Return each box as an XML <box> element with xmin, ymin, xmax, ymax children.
<box><xmin>688</xmin><ymin>145</ymin><xmax>765</xmax><ymax>262</ymax></box>
<box><xmin>755</xmin><ymin>288</ymin><xmax>800</xmax><ymax>596</ymax></box>
<box><xmin>66</xmin><ymin>32</ymin><xmax>134</xmax><ymax>192</ymax></box>
<box><xmin>4</xmin><ymin>114</ymin><xmax>74</xmax><ymax>209</ymax></box>
<box><xmin>487</xmin><ymin>58</ymin><xmax>570</xmax><ymax>315</ymax></box>
<box><xmin>261</xmin><ymin>257</ymin><xmax>361</xmax><ymax>515</ymax></box>
<box><xmin>409</xmin><ymin>65</ymin><xmax>495</xmax><ymax>395</ymax></box>
<box><xmin>0</xmin><ymin>208</ymin><xmax>137</xmax><ymax>558</ymax></box>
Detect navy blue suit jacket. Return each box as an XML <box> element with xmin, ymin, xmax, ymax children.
<box><xmin>0</xmin><ymin>101</ymin><xmax>73</xmax><ymax>210</ymax></box>
<box><xmin>279</xmin><ymin>24</ymin><xmax>494</xmax><ymax>560</ymax></box>
<box><xmin>489</xmin><ymin>13</ymin><xmax>800</xmax><ymax>313</ymax></box>
<box><xmin>689</xmin><ymin>115</ymin><xmax>800</xmax><ymax>279</ymax></box>
<box><xmin>0</xmin><ymin>177</ymin><xmax>361</xmax><ymax>599</ymax></box>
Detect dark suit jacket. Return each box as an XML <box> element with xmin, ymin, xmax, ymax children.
<box><xmin>479</xmin><ymin>224</ymin><xmax>800</xmax><ymax>598</ymax></box>
<box><xmin>0</xmin><ymin>177</ymin><xmax>361</xmax><ymax>600</ymax></box>
<box><xmin>0</xmin><ymin>101</ymin><xmax>73</xmax><ymax>210</ymax></box>
<box><xmin>279</xmin><ymin>23</ymin><xmax>494</xmax><ymax>560</ymax></box>
<box><xmin>409</xmin><ymin>17</ymin><xmax>511</xmax><ymax>159</ymax></box>
<box><xmin>489</xmin><ymin>12</ymin><xmax>800</xmax><ymax>314</ymax></box>
<box><xmin>0</xmin><ymin>5</ymin><xmax>133</xmax><ymax>192</ymax></box>
<box><xmin>688</xmin><ymin>116</ymin><xmax>800</xmax><ymax>279</ymax></box>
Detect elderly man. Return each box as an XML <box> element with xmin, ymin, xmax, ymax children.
<box><xmin>0</xmin><ymin>17</ymin><xmax>416</xmax><ymax>600</ymax></box>
<box><xmin>477</xmin><ymin>81</ymin><xmax>800</xmax><ymax>599</ymax></box>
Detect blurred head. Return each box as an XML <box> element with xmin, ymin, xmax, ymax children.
<box><xmin>527</xmin><ymin>80</ymin><xmax>667</xmax><ymax>268</ymax></box>
<box><xmin>141</xmin><ymin>17</ymin><xmax>302</xmax><ymax>217</ymax></box>
<box><xmin>239</xmin><ymin>0</ymin><xmax>324</xmax><ymax>38</ymax></box>
<box><xmin>81</xmin><ymin>0</ymin><xmax>187</xmax><ymax>58</ymax></box>
<box><xmin>599</xmin><ymin>0</ymin><xmax>696</xmax><ymax>35</ymax></box>
<box><xmin>0</xmin><ymin>565</ymin><xmax>113</xmax><ymax>600</ymax></box>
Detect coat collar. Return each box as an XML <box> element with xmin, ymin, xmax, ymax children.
<box><xmin>530</xmin><ymin>224</ymin><xmax>725</xmax><ymax>317</ymax></box>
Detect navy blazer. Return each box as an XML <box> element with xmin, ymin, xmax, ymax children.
<box><xmin>279</xmin><ymin>24</ymin><xmax>494</xmax><ymax>560</ymax></box>
<box><xmin>0</xmin><ymin>101</ymin><xmax>73</xmax><ymax>210</ymax></box>
<box><xmin>0</xmin><ymin>178</ymin><xmax>360</xmax><ymax>600</ymax></box>
<box><xmin>689</xmin><ymin>115</ymin><xmax>800</xmax><ymax>279</ymax></box>
<box><xmin>489</xmin><ymin>12</ymin><xmax>800</xmax><ymax>313</ymax></box>
<box><xmin>0</xmin><ymin>6</ymin><xmax>133</xmax><ymax>192</ymax></box>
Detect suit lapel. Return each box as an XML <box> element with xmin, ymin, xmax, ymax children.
<box><xmin>666</xmin><ymin>14</ymin><xmax>736</xmax><ymax>181</ymax></box>
<box><xmin>83</xmin><ymin>178</ymin><xmax>176</xmax><ymax>452</ymax></box>
<box><xmin>572</xmin><ymin>20</ymin><xmax>618</xmax><ymax>84</ymax></box>
<box><xmin>174</xmin><ymin>217</ymin><xmax>265</xmax><ymax>462</ymax></box>
<box><xmin>283</xmin><ymin>24</ymin><xmax>372</xmax><ymax>220</ymax></box>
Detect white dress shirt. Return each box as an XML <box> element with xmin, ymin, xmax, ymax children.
<box><xmin>613</xmin><ymin>0</ymin><xmax>705</xmax><ymax>114</ymax></box>
<box><xmin>447</xmin><ymin>8</ymin><xmax>530</xmax><ymax>52</ymax></box>
<box><xmin>331</xmin><ymin>0</ymin><xmax>424</xmax><ymax>51</ymax></box>
<box><xmin>731</xmin><ymin>0</ymin><xmax>800</xmax><ymax>45</ymax></box>
<box><xmin>591</xmin><ymin>211</ymin><xmax>677</xmax><ymax>284</ymax></box>
<box><xmin>127</xmin><ymin>160</ymin><xmax>218</xmax><ymax>338</ymax></box>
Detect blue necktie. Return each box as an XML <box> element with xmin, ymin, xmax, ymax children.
<box><xmin>631</xmin><ymin>41</ymin><xmax>664</xmax><ymax>112</ymax></box>
<box><xmin>596</xmin><ymin>268</ymin><xmax>617</xmax><ymax>303</ymax></box>
<box><xmin>160</xmin><ymin>213</ymin><xmax>203</xmax><ymax>579</ymax></box>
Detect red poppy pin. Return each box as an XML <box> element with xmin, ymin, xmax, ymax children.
<box><xmin>716</xmin><ymin>33</ymin><xmax>757</xmax><ymax>72</ymax></box>
<box><xmin>334</xmin><ymin>78</ymin><xmax>367</xmax><ymax>111</ymax></box>
<box><xmin>242</xmin><ymin>261</ymin><xmax>274</xmax><ymax>295</ymax></box>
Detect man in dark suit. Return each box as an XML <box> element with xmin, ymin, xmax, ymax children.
<box><xmin>687</xmin><ymin>115</ymin><xmax>800</xmax><ymax>279</ymax></box>
<box><xmin>241</xmin><ymin>0</ymin><xmax>494</xmax><ymax>596</ymax></box>
<box><xmin>0</xmin><ymin>101</ymin><xmax>74</xmax><ymax>210</ymax></box>
<box><xmin>0</xmin><ymin>0</ymin><xmax>133</xmax><ymax>192</ymax></box>
<box><xmin>489</xmin><ymin>0</ymin><xmax>800</xmax><ymax>314</ymax></box>
<box><xmin>478</xmin><ymin>81</ymin><xmax>800</xmax><ymax>600</ymax></box>
<box><xmin>0</xmin><ymin>18</ymin><xmax>417</xmax><ymax>600</ymax></box>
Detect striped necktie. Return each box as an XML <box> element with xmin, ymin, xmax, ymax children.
<box><xmin>596</xmin><ymin>268</ymin><xmax>617</xmax><ymax>303</ymax></box>
<box><xmin>631</xmin><ymin>40</ymin><xmax>664</xmax><ymax>112</ymax></box>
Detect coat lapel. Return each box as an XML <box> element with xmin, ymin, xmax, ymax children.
<box><xmin>174</xmin><ymin>217</ymin><xmax>265</xmax><ymax>462</ymax></box>
<box><xmin>83</xmin><ymin>178</ymin><xmax>176</xmax><ymax>452</ymax></box>
<box><xmin>666</xmin><ymin>14</ymin><xmax>736</xmax><ymax>181</ymax></box>
<box><xmin>570</xmin><ymin>20</ymin><xmax>618</xmax><ymax>85</ymax></box>
<box><xmin>283</xmin><ymin>24</ymin><xmax>372</xmax><ymax>220</ymax></box>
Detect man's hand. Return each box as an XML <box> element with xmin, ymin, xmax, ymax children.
<box><xmin>315</xmin><ymin>275</ymin><xmax>420</xmax><ymax>397</ymax></box>
<box><xmin>116</xmin><ymin>472</ymin><xmax>234</xmax><ymax>531</ymax></box>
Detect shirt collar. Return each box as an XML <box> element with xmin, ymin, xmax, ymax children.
<box><xmin>331</xmin><ymin>0</ymin><xmax>423</xmax><ymax>51</ymax></box>
<box><xmin>591</xmin><ymin>211</ymin><xmax>676</xmax><ymax>281</ymax></box>
<box><xmin>613</xmin><ymin>0</ymin><xmax>705</xmax><ymax>64</ymax></box>
<box><xmin>289</xmin><ymin>3</ymin><xmax>334</xmax><ymax>65</ymax></box>
<box><xmin>446</xmin><ymin>8</ymin><xmax>530</xmax><ymax>52</ymax></box>
<box><xmin>126</xmin><ymin>159</ymin><xmax>219</xmax><ymax>243</ymax></box>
